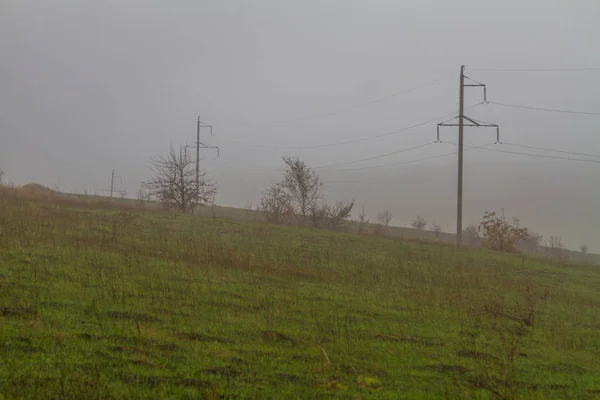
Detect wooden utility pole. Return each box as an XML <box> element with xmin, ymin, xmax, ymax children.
<box><xmin>436</xmin><ymin>66</ymin><xmax>500</xmax><ymax>246</ymax></box>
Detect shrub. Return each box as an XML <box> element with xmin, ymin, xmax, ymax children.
<box><xmin>478</xmin><ymin>211</ymin><xmax>528</xmax><ymax>253</ymax></box>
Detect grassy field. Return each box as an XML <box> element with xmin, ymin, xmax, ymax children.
<box><xmin>1</xmin><ymin>192</ymin><xmax>599</xmax><ymax>399</ymax></box>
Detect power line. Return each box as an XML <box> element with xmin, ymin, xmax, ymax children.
<box><xmin>482</xmin><ymin>146</ymin><xmax>600</xmax><ymax>163</ymax></box>
<box><xmin>244</xmin><ymin>72</ymin><xmax>455</xmax><ymax>125</ymax></box>
<box><xmin>454</xmin><ymin>143</ymin><xmax>600</xmax><ymax>163</ymax></box>
<box><xmin>324</xmin><ymin>142</ymin><xmax>494</xmax><ymax>172</ymax></box>
<box><xmin>219</xmin><ymin>103</ymin><xmax>483</xmax><ymax>150</ymax></box>
<box><xmin>322</xmin><ymin>142</ymin><xmax>495</xmax><ymax>176</ymax></box>
<box><xmin>501</xmin><ymin>142</ymin><xmax>600</xmax><ymax>159</ymax></box>
<box><xmin>488</xmin><ymin>101</ymin><xmax>600</xmax><ymax>116</ymax></box>
<box><xmin>206</xmin><ymin>142</ymin><xmax>493</xmax><ymax>175</ymax></box>
<box><xmin>467</xmin><ymin>67</ymin><xmax>600</xmax><ymax>72</ymax></box>
<box><xmin>314</xmin><ymin>142</ymin><xmax>435</xmax><ymax>169</ymax></box>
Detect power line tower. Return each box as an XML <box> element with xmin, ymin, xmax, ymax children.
<box><xmin>436</xmin><ymin>65</ymin><xmax>500</xmax><ymax>246</ymax></box>
<box><xmin>185</xmin><ymin>116</ymin><xmax>219</xmax><ymax>206</ymax></box>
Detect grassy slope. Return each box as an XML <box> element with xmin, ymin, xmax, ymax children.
<box><xmin>0</xmin><ymin>197</ymin><xmax>599</xmax><ymax>399</ymax></box>
<box><xmin>60</xmin><ymin>191</ymin><xmax>600</xmax><ymax>265</ymax></box>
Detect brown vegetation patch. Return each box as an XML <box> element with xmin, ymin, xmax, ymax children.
<box><xmin>176</xmin><ymin>331</ymin><xmax>234</xmax><ymax>344</ymax></box>
<box><xmin>17</xmin><ymin>183</ymin><xmax>56</xmax><ymax>200</ymax></box>
<box><xmin>204</xmin><ymin>365</ymin><xmax>240</xmax><ymax>378</ymax></box>
<box><xmin>457</xmin><ymin>350</ymin><xmax>499</xmax><ymax>362</ymax></box>
<box><xmin>106</xmin><ymin>311</ymin><xmax>162</xmax><ymax>323</ymax></box>
<box><xmin>0</xmin><ymin>305</ymin><xmax>37</xmax><ymax>318</ymax></box>
<box><xmin>372</xmin><ymin>331</ymin><xmax>442</xmax><ymax>347</ymax></box>
<box><xmin>262</xmin><ymin>330</ymin><xmax>294</xmax><ymax>343</ymax></box>
<box><xmin>424</xmin><ymin>364</ymin><xmax>470</xmax><ymax>375</ymax></box>
<box><xmin>124</xmin><ymin>374</ymin><xmax>211</xmax><ymax>389</ymax></box>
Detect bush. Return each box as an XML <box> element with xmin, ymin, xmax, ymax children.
<box><xmin>478</xmin><ymin>211</ymin><xmax>528</xmax><ymax>253</ymax></box>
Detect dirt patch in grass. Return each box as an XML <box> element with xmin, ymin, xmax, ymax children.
<box><xmin>262</xmin><ymin>330</ymin><xmax>294</xmax><ymax>343</ymax></box>
<box><xmin>204</xmin><ymin>365</ymin><xmax>240</xmax><ymax>378</ymax></box>
<box><xmin>156</xmin><ymin>343</ymin><xmax>178</xmax><ymax>352</ymax></box>
<box><xmin>0</xmin><ymin>336</ymin><xmax>38</xmax><ymax>353</ymax></box>
<box><xmin>372</xmin><ymin>332</ymin><xmax>442</xmax><ymax>347</ymax></box>
<box><xmin>0</xmin><ymin>306</ymin><xmax>37</xmax><ymax>318</ymax></box>
<box><xmin>106</xmin><ymin>311</ymin><xmax>162</xmax><ymax>323</ymax></box>
<box><xmin>176</xmin><ymin>331</ymin><xmax>234</xmax><ymax>344</ymax></box>
<box><xmin>424</xmin><ymin>364</ymin><xmax>470</xmax><ymax>375</ymax></box>
<box><xmin>124</xmin><ymin>374</ymin><xmax>211</xmax><ymax>389</ymax></box>
<box><xmin>457</xmin><ymin>350</ymin><xmax>498</xmax><ymax>362</ymax></box>
<box><xmin>543</xmin><ymin>363</ymin><xmax>588</xmax><ymax>375</ymax></box>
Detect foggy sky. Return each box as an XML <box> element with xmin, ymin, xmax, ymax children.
<box><xmin>1</xmin><ymin>0</ymin><xmax>599</xmax><ymax>251</ymax></box>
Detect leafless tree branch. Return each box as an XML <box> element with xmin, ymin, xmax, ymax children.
<box><xmin>142</xmin><ymin>145</ymin><xmax>217</xmax><ymax>212</ymax></box>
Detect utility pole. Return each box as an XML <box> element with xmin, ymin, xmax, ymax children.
<box><xmin>457</xmin><ymin>65</ymin><xmax>465</xmax><ymax>246</ymax></box>
<box><xmin>107</xmin><ymin>169</ymin><xmax>124</xmax><ymax>199</ymax></box>
<box><xmin>185</xmin><ymin>116</ymin><xmax>219</xmax><ymax>208</ymax></box>
<box><xmin>436</xmin><ymin>65</ymin><xmax>500</xmax><ymax>246</ymax></box>
<box><xmin>110</xmin><ymin>169</ymin><xmax>115</xmax><ymax>198</ymax></box>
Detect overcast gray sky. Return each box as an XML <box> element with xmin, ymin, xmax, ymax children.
<box><xmin>1</xmin><ymin>0</ymin><xmax>599</xmax><ymax>251</ymax></box>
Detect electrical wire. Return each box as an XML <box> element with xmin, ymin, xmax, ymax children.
<box><xmin>219</xmin><ymin>103</ymin><xmax>483</xmax><ymax>150</ymax></box>
<box><xmin>501</xmin><ymin>142</ymin><xmax>600</xmax><ymax>159</ymax></box>
<box><xmin>314</xmin><ymin>142</ymin><xmax>435</xmax><ymax>169</ymax></box>
<box><xmin>249</xmin><ymin>72</ymin><xmax>455</xmax><ymax>125</ymax></box>
<box><xmin>487</xmin><ymin>101</ymin><xmax>600</xmax><ymax>116</ymax></box>
<box><xmin>467</xmin><ymin>67</ymin><xmax>600</xmax><ymax>72</ymax></box>
<box><xmin>469</xmin><ymin>145</ymin><xmax>600</xmax><ymax>163</ymax></box>
<box><xmin>323</xmin><ymin>142</ymin><xmax>494</xmax><ymax>172</ymax></box>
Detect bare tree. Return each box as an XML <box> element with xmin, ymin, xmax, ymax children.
<box><xmin>580</xmin><ymin>244</ymin><xmax>588</xmax><ymax>254</ymax></box>
<box><xmin>142</xmin><ymin>145</ymin><xmax>216</xmax><ymax>213</ymax></box>
<box><xmin>259</xmin><ymin>156</ymin><xmax>353</xmax><ymax>228</ymax></box>
<box><xmin>311</xmin><ymin>200</ymin><xmax>355</xmax><ymax>229</ymax></box>
<box><xmin>280</xmin><ymin>156</ymin><xmax>323</xmax><ymax>224</ymax></box>
<box><xmin>377</xmin><ymin>209</ymin><xmax>393</xmax><ymax>230</ymax></box>
<box><xmin>0</xmin><ymin>169</ymin><xmax>4</xmax><ymax>185</ymax></box>
<box><xmin>410</xmin><ymin>215</ymin><xmax>427</xmax><ymax>230</ymax></box>
<box><xmin>259</xmin><ymin>185</ymin><xmax>291</xmax><ymax>224</ymax></box>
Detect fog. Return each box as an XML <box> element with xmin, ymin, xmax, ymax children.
<box><xmin>1</xmin><ymin>0</ymin><xmax>599</xmax><ymax>251</ymax></box>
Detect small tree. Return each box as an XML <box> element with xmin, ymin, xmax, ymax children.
<box><xmin>0</xmin><ymin>169</ymin><xmax>4</xmax><ymax>185</ymax></box>
<box><xmin>260</xmin><ymin>156</ymin><xmax>353</xmax><ymax>228</ymax></box>
<box><xmin>259</xmin><ymin>185</ymin><xmax>292</xmax><ymax>224</ymax></box>
<box><xmin>377</xmin><ymin>209</ymin><xmax>393</xmax><ymax>231</ymax></box>
<box><xmin>143</xmin><ymin>145</ymin><xmax>216</xmax><ymax>213</ymax></box>
<box><xmin>478</xmin><ymin>211</ymin><xmax>528</xmax><ymax>253</ymax></box>
<box><xmin>410</xmin><ymin>215</ymin><xmax>427</xmax><ymax>230</ymax></box>
<box><xmin>311</xmin><ymin>200</ymin><xmax>355</xmax><ymax>229</ymax></box>
<box><xmin>580</xmin><ymin>244</ymin><xmax>588</xmax><ymax>254</ymax></box>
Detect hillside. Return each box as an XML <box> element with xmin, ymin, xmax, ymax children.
<box><xmin>53</xmin><ymin>190</ymin><xmax>600</xmax><ymax>265</ymax></box>
<box><xmin>1</xmin><ymin>192</ymin><xmax>599</xmax><ymax>398</ymax></box>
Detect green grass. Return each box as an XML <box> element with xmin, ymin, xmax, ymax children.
<box><xmin>0</xmin><ymin>196</ymin><xmax>599</xmax><ymax>399</ymax></box>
